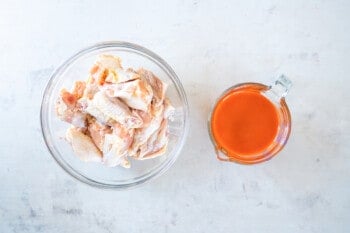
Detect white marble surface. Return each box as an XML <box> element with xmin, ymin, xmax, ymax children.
<box><xmin>1</xmin><ymin>0</ymin><xmax>350</xmax><ymax>232</ymax></box>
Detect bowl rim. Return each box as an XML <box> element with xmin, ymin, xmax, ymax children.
<box><xmin>40</xmin><ymin>41</ymin><xmax>189</xmax><ymax>189</ymax></box>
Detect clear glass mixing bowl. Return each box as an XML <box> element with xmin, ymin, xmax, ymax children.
<box><xmin>40</xmin><ymin>41</ymin><xmax>189</xmax><ymax>189</ymax></box>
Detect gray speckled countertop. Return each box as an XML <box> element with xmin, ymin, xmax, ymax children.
<box><xmin>1</xmin><ymin>1</ymin><xmax>349</xmax><ymax>232</ymax></box>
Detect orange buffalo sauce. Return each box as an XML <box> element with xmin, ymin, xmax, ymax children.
<box><xmin>211</xmin><ymin>86</ymin><xmax>279</xmax><ymax>156</ymax></box>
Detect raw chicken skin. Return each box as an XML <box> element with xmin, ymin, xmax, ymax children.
<box><xmin>137</xmin><ymin>119</ymin><xmax>169</xmax><ymax>160</ymax></box>
<box><xmin>129</xmin><ymin>103</ymin><xmax>164</xmax><ymax>158</ymax></box>
<box><xmin>103</xmin><ymin>78</ymin><xmax>153</xmax><ymax>111</ymax></box>
<box><xmin>102</xmin><ymin>122</ymin><xmax>134</xmax><ymax>168</ymax></box>
<box><xmin>92</xmin><ymin>92</ymin><xmax>143</xmax><ymax>129</ymax></box>
<box><xmin>87</xmin><ymin>118</ymin><xmax>112</xmax><ymax>151</ymax></box>
<box><xmin>56</xmin><ymin>86</ymin><xmax>87</xmax><ymax>128</ymax></box>
<box><xmin>66</xmin><ymin>127</ymin><xmax>102</xmax><ymax>162</ymax></box>
<box><xmin>137</xmin><ymin>68</ymin><xmax>167</xmax><ymax>107</ymax></box>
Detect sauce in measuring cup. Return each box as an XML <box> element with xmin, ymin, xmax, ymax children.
<box><xmin>209</xmin><ymin>75</ymin><xmax>292</xmax><ymax>164</ymax></box>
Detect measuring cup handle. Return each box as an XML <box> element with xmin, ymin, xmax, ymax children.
<box><xmin>269</xmin><ymin>75</ymin><xmax>292</xmax><ymax>99</ymax></box>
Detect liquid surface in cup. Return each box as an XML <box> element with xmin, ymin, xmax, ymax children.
<box><xmin>211</xmin><ymin>87</ymin><xmax>279</xmax><ymax>156</ymax></box>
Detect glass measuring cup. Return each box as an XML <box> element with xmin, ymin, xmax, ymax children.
<box><xmin>208</xmin><ymin>75</ymin><xmax>292</xmax><ymax>164</ymax></box>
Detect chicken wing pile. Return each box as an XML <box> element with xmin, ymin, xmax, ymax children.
<box><xmin>55</xmin><ymin>55</ymin><xmax>174</xmax><ymax>168</ymax></box>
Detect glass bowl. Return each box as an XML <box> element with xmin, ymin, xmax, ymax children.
<box><xmin>41</xmin><ymin>41</ymin><xmax>189</xmax><ymax>189</ymax></box>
